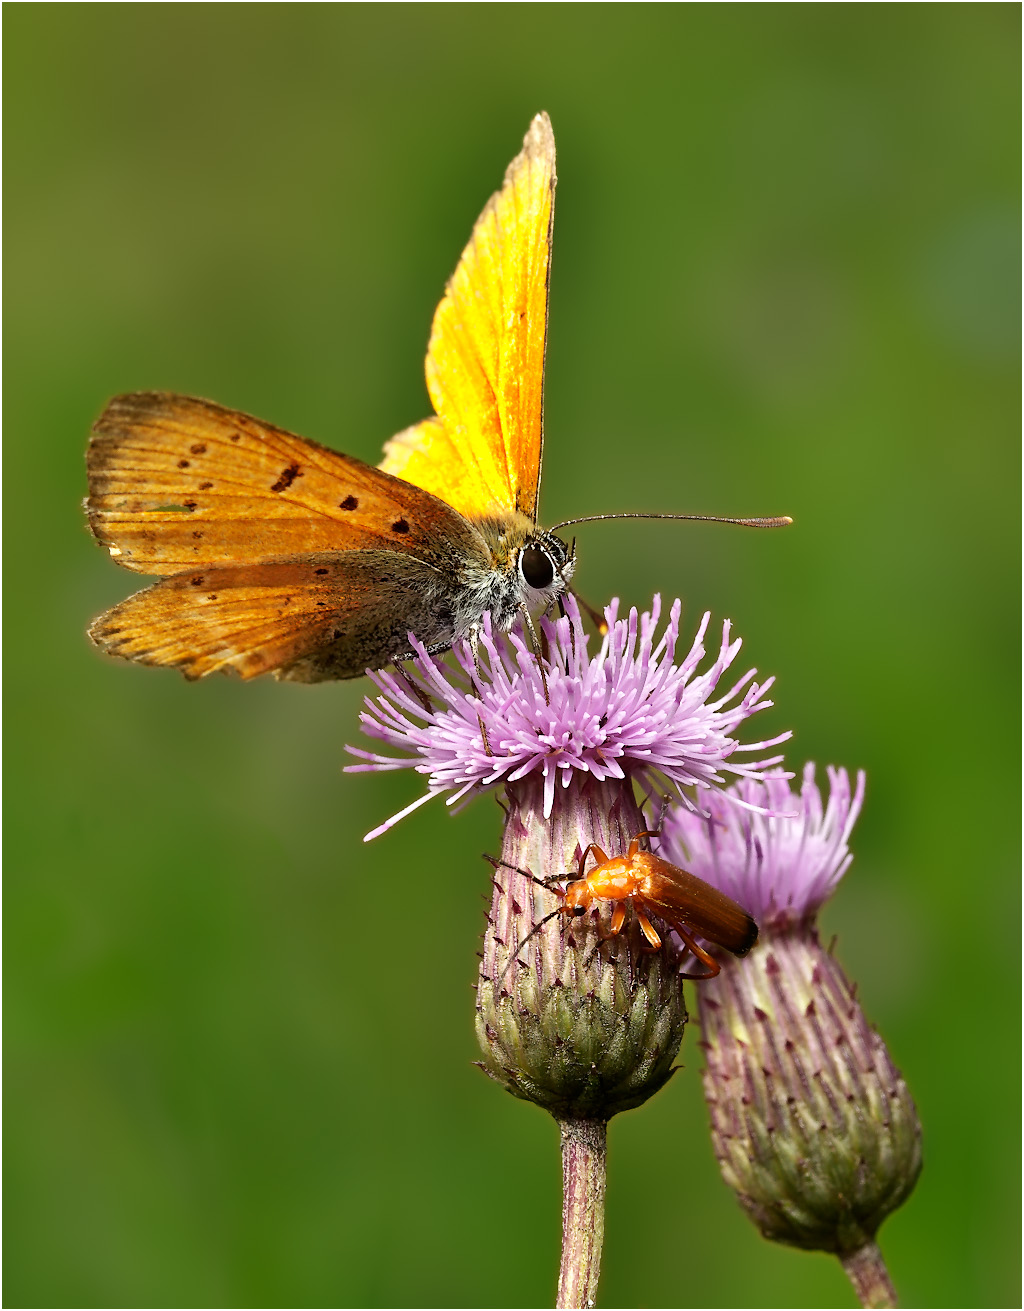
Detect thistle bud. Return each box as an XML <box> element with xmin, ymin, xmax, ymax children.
<box><xmin>475</xmin><ymin>774</ymin><xmax>688</xmax><ymax>1119</ymax></box>
<box><xmin>661</xmin><ymin>765</ymin><xmax>922</xmax><ymax>1307</ymax></box>
<box><xmin>700</xmin><ymin>930</ymin><xmax>921</xmax><ymax>1277</ymax></box>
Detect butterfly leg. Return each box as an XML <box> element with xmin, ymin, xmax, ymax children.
<box><xmin>518</xmin><ymin>606</ymin><xmax>551</xmax><ymax>704</ymax></box>
<box><xmin>465</xmin><ymin>628</ymin><xmax>495</xmax><ymax>757</ymax></box>
<box><xmin>394</xmin><ymin>659</ymin><xmax>434</xmax><ymax>715</ymax></box>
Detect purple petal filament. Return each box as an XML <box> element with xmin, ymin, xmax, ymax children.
<box><xmin>347</xmin><ymin>595</ymin><xmax>791</xmax><ymax>842</ymax></box>
<box><xmin>659</xmin><ymin>762</ymin><xmax>867</xmax><ymax>923</ymax></box>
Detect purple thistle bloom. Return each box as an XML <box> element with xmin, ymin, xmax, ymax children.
<box><xmin>659</xmin><ymin>762</ymin><xmax>866</xmax><ymax>925</ymax></box>
<box><xmin>346</xmin><ymin>595</ymin><xmax>791</xmax><ymax>841</ymax></box>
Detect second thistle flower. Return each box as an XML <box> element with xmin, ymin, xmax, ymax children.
<box><xmin>660</xmin><ymin>765</ymin><xmax>922</xmax><ymax>1306</ymax></box>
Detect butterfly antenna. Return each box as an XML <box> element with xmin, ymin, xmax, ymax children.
<box><xmin>549</xmin><ymin>511</ymin><xmax>793</xmax><ymax>531</ymax></box>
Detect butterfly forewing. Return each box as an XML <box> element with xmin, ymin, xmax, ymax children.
<box><xmin>88</xmin><ymin>392</ymin><xmax>485</xmax><ymax>575</ymax></box>
<box><xmin>378</xmin><ymin>113</ymin><xmax>555</xmax><ymax>523</ymax></box>
<box><xmin>86</xmin><ymin>116</ymin><xmax>567</xmax><ymax>684</ymax></box>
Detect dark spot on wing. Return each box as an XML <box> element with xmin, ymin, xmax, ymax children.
<box><xmin>340</xmin><ymin>495</ymin><xmax>358</xmax><ymax>511</ymax></box>
<box><xmin>207</xmin><ymin>594</ymin><xmax>218</xmax><ymax>601</ymax></box>
<box><xmin>230</xmin><ymin>432</ymin><xmax>241</xmax><ymax>442</ymax></box>
<box><xmin>198</xmin><ymin>481</ymin><xmax>213</xmax><ymax>490</ymax></box>
<box><xmin>316</xmin><ymin>602</ymin><xmax>327</xmax><ymax>608</ymax></box>
<box><xmin>190</xmin><ymin>443</ymin><xmax>207</xmax><ymax>455</ymax></box>
<box><xmin>391</xmin><ymin>518</ymin><xmax>409</xmax><ymax>534</ymax></box>
<box><xmin>332</xmin><ymin>630</ymin><xmax>342</xmax><ymax>640</ymax></box>
<box><xmin>178</xmin><ymin>459</ymin><xmax>191</xmax><ymax>469</ymax></box>
<box><xmin>192</xmin><ymin>530</ymin><xmax>203</xmax><ymax>539</ymax></box>
<box><xmin>190</xmin><ymin>575</ymin><xmax>204</xmax><ymax>586</ymax></box>
<box><xmin>183</xmin><ymin>501</ymin><xmax>197</xmax><ymax>510</ymax></box>
<box><xmin>271</xmin><ymin>464</ymin><xmax>302</xmax><ymax>493</ymax></box>
<box><xmin>315</xmin><ymin>568</ymin><xmax>329</xmax><ymax>575</ymax></box>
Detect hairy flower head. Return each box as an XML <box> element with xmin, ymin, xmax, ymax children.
<box><xmin>346</xmin><ymin>595</ymin><xmax>790</xmax><ymax>840</ymax></box>
<box><xmin>660</xmin><ymin>762</ymin><xmax>865</xmax><ymax>925</ymax></box>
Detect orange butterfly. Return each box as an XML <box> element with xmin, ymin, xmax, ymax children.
<box><xmin>87</xmin><ymin>114</ymin><xmax>788</xmax><ymax>683</ymax></box>
<box><xmin>87</xmin><ymin>114</ymin><xmax>569</xmax><ymax>682</ymax></box>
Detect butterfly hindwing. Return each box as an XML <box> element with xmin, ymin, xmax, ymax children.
<box><xmin>88</xmin><ymin>551</ymin><xmax>462</xmax><ymax>682</ymax></box>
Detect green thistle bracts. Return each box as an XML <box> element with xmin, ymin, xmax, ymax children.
<box><xmin>699</xmin><ymin>926</ymin><xmax>922</xmax><ymax>1255</ymax></box>
<box><xmin>475</xmin><ymin>775</ymin><xmax>688</xmax><ymax>1120</ymax></box>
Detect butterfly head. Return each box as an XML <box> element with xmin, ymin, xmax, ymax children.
<box><xmin>518</xmin><ymin>529</ymin><xmax>574</xmax><ymax>601</ymax></box>
<box><xmin>467</xmin><ymin>514</ymin><xmax>574</xmax><ymax>634</ymax></box>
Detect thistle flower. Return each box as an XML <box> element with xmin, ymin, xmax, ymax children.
<box><xmin>346</xmin><ymin>594</ymin><xmax>789</xmax><ymax>840</ymax></box>
<box><xmin>659</xmin><ymin>764</ymin><xmax>922</xmax><ymax>1309</ymax></box>
<box><xmin>347</xmin><ymin>596</ymin><xmax>791</xmax><ymax>1308</ymax></box>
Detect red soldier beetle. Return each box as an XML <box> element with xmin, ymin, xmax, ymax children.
<box><xmin>486</xmin><ymin>831</ymin><xmax>758</xmax><ymax>986</ymax></box>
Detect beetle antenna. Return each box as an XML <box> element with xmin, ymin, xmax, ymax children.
<box><xmin>494</xmin><ymin>908</ymin><xmax>566</xmax><ymax>989</ymax></box>
<box><xmin>482</xmin><ymin>853</ymin><xmax>571</xmax><ymax>890</ymax></box>
<box><xmin>548</xmin><ymin>511</ymin><xmax>793</xmax><ymax>531</ymax></box>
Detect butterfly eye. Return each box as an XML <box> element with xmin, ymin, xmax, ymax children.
<box><xmin>520</xmin><ymin>545</ymin><xmax>555</xmax><ymax>591</ymax></box>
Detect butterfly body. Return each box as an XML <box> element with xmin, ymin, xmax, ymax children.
<box><xmin>86</xmin><ymin>114</ymin><xmax>567</xmax><ymax>682</ymax></box>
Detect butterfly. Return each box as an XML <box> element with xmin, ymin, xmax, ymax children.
<box><xmin>86</xmin><ymin>113</ymin><xmax>572</xmax><ymax>682</ymax></box>
<box><xmin>86</xmin><ymin>114</ymin><xmax>789</xmax><ymax>684</ymax></box>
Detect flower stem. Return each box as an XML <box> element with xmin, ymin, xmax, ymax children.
<box><xmin>556</xmin><ymin>1117</ymin><xmax>607</xmax><ymax>1309</ymax></box>
<box><xmin>841</xmin><ymin>1239</ymin><xmax>898</xmax><ymax>1308</ymax></box>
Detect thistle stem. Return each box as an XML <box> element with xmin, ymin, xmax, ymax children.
<box><xmin>841</xmin><ymin>1239</ymin><xmax>898</xmax><ymax>1309</ymax></box>
<box><xmin>556</xmin><ymin>1117</ymin><xmax>607</xmax><ymax>1309</ymax></box>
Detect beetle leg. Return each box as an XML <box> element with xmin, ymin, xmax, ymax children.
<box><xmin>635</xmin><ymin>909</ymin><xmax>663</xmax><ymax>951</ymax></box>
<box><xmin>669</xmin><ymin>921</ymin><xmax>721</xmax><ymax>979</ymax></box>
<box><xmin>578</xmin><ymin>842</ymin><xmax>610</xmax><ymax>875</ymax></box>
<box><xmin>599</xmin><ymin>902</ymin><xmax>628</xmax><ymax>941</ymax></box>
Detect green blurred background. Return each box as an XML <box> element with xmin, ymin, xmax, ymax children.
<box><xmin>5</xmin><ymin>5</ymin><xmax>1019</xmax><ymax>1307</ymax></box>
